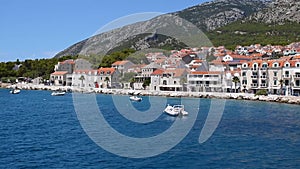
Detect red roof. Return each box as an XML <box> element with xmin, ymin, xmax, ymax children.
<box><xmin>51</xmin><ymin>71</ymin><xmax>68</xmax><ymax>75</ymax></box>
<box><xmin>151</xmin><ymin>69</ymin><xmax>164</xmax><ymax>75</ymax></box>
<box><xmin>112</xmin><ymin>60</ymin><xmax>129</xmax><ymax>66</ymax></box>
<box><xmin>190</xmin><ymin>71</ymin><xmax>222</xmax><ymax>75</ymax></box>
<box><xmin>60</xmin><ymin>59</ymin><xmax>75</xmax><ymax>65</ymax></box>
<box><xmin>98</xmin><ymin>67</ymin><xmax>116</xmax><ymax>75</ymax></box>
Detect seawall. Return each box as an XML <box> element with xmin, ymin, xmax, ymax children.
<box><xmin>4</xmin><ymin>83</ymin><xmax>300</xmax><ymax>105</ymax></box>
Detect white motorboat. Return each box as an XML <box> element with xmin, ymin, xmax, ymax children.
<box><xmin>10</xmin><ymin>89</ymin><xmax>21</xmax><ymax>94</ymax></box>
<box><xmin>164</xmin><ymin>104</ymin><xmax>188</xmax><ymax>116</ymax></box>
<box><xmin>129</xmin><ymin>96</ymin><xmax>142</xmax><ymax>102</ymax></box>
<box><xmin>51</xmin><ymin>91</ymin><xmax>66</xmax><ymax>96</ymax></box>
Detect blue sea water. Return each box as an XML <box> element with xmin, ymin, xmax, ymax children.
<box><xmin>0</xmin><ymin>88</ymin><xmax>299</xmax><ymax>168</ymax></box>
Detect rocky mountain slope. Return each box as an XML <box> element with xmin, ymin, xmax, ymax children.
<box><xmin>174</xmin><ymin>0</ymin><xmax>268</xmax><ymax>31</ymax></box>
<box><xmin>54</xmin><ymin>0</ymin><xmax>300</xmax><ymax>58</ymax></box>
<box><xmin>248</xmin><ymin>0</ymin><xmax>300</xmax><ymax>24</ymax></box>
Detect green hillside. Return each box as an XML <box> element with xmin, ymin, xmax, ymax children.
<box><xmin>207</xmin><ymin>21</ymin><xmax>300</xmax><ymax>49</ymax></box>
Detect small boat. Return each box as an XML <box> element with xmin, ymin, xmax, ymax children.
<box><xmin>129</xmin><ymin>96</ymin><xmax>142</xmax><ymax>102</ymax></box>
<box><xmin>10</xmin><ymin>89</ymin><xmax>21</xmax><ymax>94</ymax></box>
<box><xmin>164</xmin><ymin>104</ymin><xmax>188</xmax><ymax>116</ymax></box>
<box><xmin>51</xmin><ymin>91</ymin><xmax>66</xmax><ymax>96</ymax></box>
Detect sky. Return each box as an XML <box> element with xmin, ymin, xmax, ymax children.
<box><xmin>0</xmin><ymin>0</ymin><xmax>209</xmax><ymax>62</ymax></box>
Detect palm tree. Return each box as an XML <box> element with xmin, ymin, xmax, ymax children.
<box><xmin>232</xmin><ymin>76</ymin><xmax>240</xmax><ymax>93</ymax></box>
<box><xmin>129</xmin><ymin>77</ymin><xmax>136</xmax><ymax>89</ymax></box>
<box><xmin>279</xmin><ymin>79</ymin><xmax>284</xmax><ymax>95</ymax></box>
<box><xmin>104</xmin><ymin>77</ymin><xmax>110</xmax><ymax>88</ymax></box>
<box><xmin>79</xmin><ymin>75</ymin><xmax>85</xmax><ymax>87</ymax></box>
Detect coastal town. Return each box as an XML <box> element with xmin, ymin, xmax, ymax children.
<box><xmin>47</xmin><ymin>42</ymin><xmax>300</xmax><ymax>94</ymax></box>
<box><xmin>4</xmin><ymin>42</ymin><xmax>300</xmax><ymax>104</ymax></box>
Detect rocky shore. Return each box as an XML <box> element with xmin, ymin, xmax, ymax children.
<box><xmin>3</xmin><ymin>83</ymin><xmax>300</xmax><ymax>105</ymax></box>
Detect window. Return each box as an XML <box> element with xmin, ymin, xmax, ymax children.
<box><xmin>285</xmin><ymin>63</ymin><xmax>290</xmax><ymax>67</ymax></box>
<box><xmin>296</xmin><ymin>63</ymin><xmax>300</xmax><ymax>68</ymax></box>
<box><xmin>285</xmin><ymin>71</ymin><xmax>290</xmax><ymax>76</ymax></box>
<box><xmin>273</xmin><ymin>63</ymin><xmax>278</xmax><ymax>68</ymax></box>
<box><xmin>242</xmin><ymin>72</ymin><xmax>246</xmax><ymax>77</ymax></box>
<box><xmin>274</xmin><ymin>72</ymin><xmax>277</xmax><ymax>77</ymax></box>
<box><xmin>296</xmin><ymin>80</ymin><xmax>300</xmax><ymax>87</ymax></box>
<box><xmin>285</xmin><ymin>80</ymin><xmax>289</xmax><ymax>86</ymax></box>
<box><xmin>174</xmin><ymin>81</ymin><xmax>177</xmax><ymax>84</ymax></box>
<box><xmin>262</xmin><ymin>63</ymin><xmax>268</xmax><ymax>68</ymax></box>
<box><xmin>274</xmin><ymin>80</ymin><xmax>277</xmax><ymax>85</ymax></box>
<box><xmin>163</xmin><ymin>80</ymin><xmax>167</xmax><ymax>85</ymax></box>
<box><xmin>253</xmin><ymin>63</ymin><xmax>258</xmax><ymax>69</ymax></box>
<box><xmin>242</xmin><ymin>80</ymin><xmax>247</xmax><ymax>85</ymax></box>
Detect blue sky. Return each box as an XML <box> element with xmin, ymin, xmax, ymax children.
<box><xmin>0</xmin><ymin>0</ymin><xmax>209</xmax><ymax>62</ymax></box>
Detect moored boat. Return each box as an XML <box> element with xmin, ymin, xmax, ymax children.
<box><xmin>51</xmin><ymin>91</ymin><xmax>66</xmax><ymax>96</ymax></box>
<box><xmin>164</xmin><ymin>104</ymin><xmax>188</xmax><ymax>116</ymax></box>
<box><xmin>10</xmin><ymin>89</ymin><xmax>21</xmax><ymax>94</ymax></box>
<box><xmin>129</xmin><ymin>95</ymin><xmax>142</xmax><ymax>102</ymax></box>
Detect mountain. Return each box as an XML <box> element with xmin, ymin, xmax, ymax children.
<box><xmin>174</xmin><ymin>0</ymin><xmax>268</xmax><ymax>31</ymax></box>
<box><xmin>208</xmin><ymin>0</ymin><xmax>300</xmax><ymax>49</ymax></box>
<box><xmin>248</xmin><ymin>0</ymin><xmax>300</xmax><ymax>24</ymax></box>
<box><xmin>54</xmin><ymin>0</ymin><xmax>300</xmax><ymax>58</ymax></box>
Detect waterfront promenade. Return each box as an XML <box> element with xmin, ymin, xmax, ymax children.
<box><xmin>2</xmin><ymin>83</ymin><xmax>300</xmax><ymax>105</ymax></box>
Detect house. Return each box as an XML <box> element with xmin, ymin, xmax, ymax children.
<box><xmin>241</xmin><ymin>58</ymin><xmax>300</xmax><ymax>95</ymax></box>
<box><xmin>50</xmin><ymin>71</ymin><xmax>68</xmax><ymax>86</ymax></box>
<box><xmin>72</xmin><ymin>69</ymin><xmax>98</xmax><ymax>88</ymax></box>
<box><xmin>112</xmin><ymin>60</ymin><xmax>135</xmax><ymax>75</ymax></box>
<box><xmin>150</xmin><ymin>68</ymin><xmax>189</xmax><ymax>91</ymax></box>
<box><xmin>133</xmin><ymin>62</ymin><xmax>161</xmax><ymax>90</ymax></box>
<box><xmin>97</xmin><ymin>67</ymin><xmax>120</xmax><ymax>88</ymax></box>
<box><xmin>187</xmin><ymin>71</ymin><xmax>223</xmax><ymax>92</ymax></box>
<box><xmin>72</xmin><ymin>68</ymin><xmax>121</xmax><ymax>89</ymax></box>
<box><xmin>54</xmin><ymin>59</ymin><xmax>75</xmax><ymax>74</ymax></box>
<box><xmin>74</xmin><ymin>59</ymin><xmax>93</xmax><ymax>71</ymax></box>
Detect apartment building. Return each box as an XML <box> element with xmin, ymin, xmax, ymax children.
<box><xmin>241</xmin><ymin>59</ymin><xmax>300</xmax><ymax>95</ymax></box>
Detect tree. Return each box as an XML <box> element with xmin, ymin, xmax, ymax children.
<box><xmin>142</xmin><ymin>78</ymin><xmax>151</xmax><ymax>90</ymax></box>
<box><xmin>79</xmin><ymin>75</ymin><xmax>85</xmax><ymax>87</ymax></box>
<box><xmin>104</xmin><ymin>77</ymin><xmax>110</xmax><ymax>88</ymax></box>
<box><xmin>279</xmin><ymin>79</ymin><xmax>284</xmax><ymax>95</ymax></box>
<box><xmin>232</xmin><ymin>76</ymin><xmax>240</xmax><ymax>93</ymax></box>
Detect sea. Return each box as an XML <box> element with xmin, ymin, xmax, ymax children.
<box><xmin>0</xmin><ymin>88</ymin><xmax>299</xmax><ymax>169</ymax></box>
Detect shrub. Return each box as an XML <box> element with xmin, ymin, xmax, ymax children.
<box><xmin>255</xmin><ymin>89</ymin><xmax>268</xmax><ymax>96</ymax></box>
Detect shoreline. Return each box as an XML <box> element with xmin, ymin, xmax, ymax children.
<box><xmin>2</xmin><ymin>83</ymin><xmax>300</xmax><ymax>105</ymax></box>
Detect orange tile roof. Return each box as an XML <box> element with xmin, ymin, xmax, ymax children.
<box><xmin>155</xmin><ymin>58</ymin><xmax>166</xmax><ymax>64</ymax></box>
<box><xmin>112</xmin><ymin>60</ymin><xmax>129</xmax><ymax>66</ymax></box>
<box><xmin>98</xmin><ymin>67</ymin><xmax>116</xmax><ymax>75</ymax></box>
<box><xmin>60</xmin><ymin>59</ymin><xmax>75</xmax><ymax>65</ymax></box>
<box><xmin>190</xmin><ymin>65</ymin><xmax>200</xmax><ymax>69</ymax></box>
<box><xmin>294</xmin><ymin>55</ymin><xmax>300</xmax><ymax>59</ymax></box>
<box><xmin>164</xmin><ymin>69</ymin><xmax>188</xmax><ymax>77</ymax></box>
<box><xmin>190</xmin><ymin>71</ymin><xmax>222</xmax><ymax>75</ymax></box>
<box><xmin>151</xmin><ymin>69</ymin><xmax>164</xmax><ymax>75</ymax></box>
<box><xmin>193</xmin><ymin>59</ymin><xmax>203</xmax><ymax>63</ymax></box>
<box><xmin>51</xmin><ymin>71</ymin><xmax>68</xmax><ymax>75</ymax></box>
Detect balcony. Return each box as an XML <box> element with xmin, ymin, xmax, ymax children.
<box><xmin>251</xmin><ymin>84</ymin><xmax>258</xmax><ymax>87</ymax></box>
<box><xmin>251</xmin><ymin>75</ymin><xmax>258</xmax><ymax>79</ymax></box>
<box><xmin>260</xmin><ymin>83</ymin><xmax>268</xmax><ymax>88</ymax></box>
<box><xmin>260</xmin><ymin>75</ymin><xmax>267</xmax><ymax>79</ymax></box>
<box><xmin>293</xmin><ymin>74</ymin><xmax>300</xmax><ymax>79</ymax></box>
<box><xmin>283</xmin><ymin>74</ymin><xmax>290</xmax><ymax>78</ymax></box>
<box><xmin>260</xmin><ymin>67</ymin><xmax>268</xmax><ymax>71</ymax></box>
<box><xmin>251</xmin><ymin>68</ymin><xmax>258</xmax><ymax>71</ymax></box>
